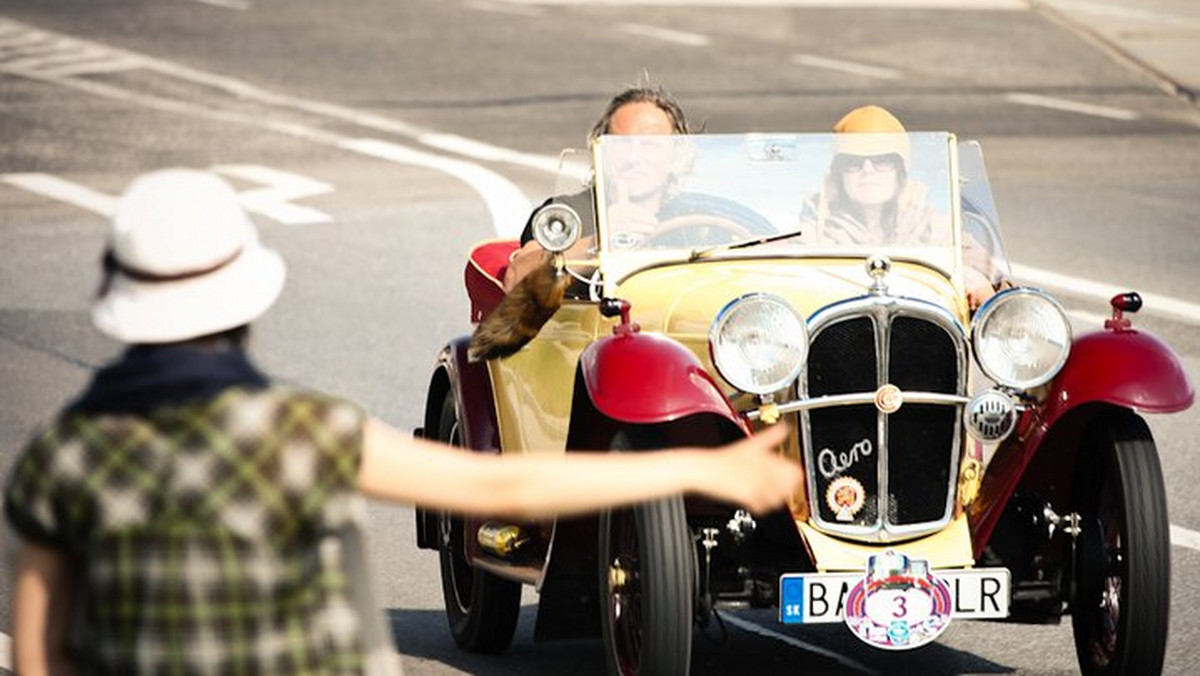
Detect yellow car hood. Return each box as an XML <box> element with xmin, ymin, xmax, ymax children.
<box><xmin>613</xmin><ymin>257</ymin><xmax>967</xmax><ymax>338</ymax></box>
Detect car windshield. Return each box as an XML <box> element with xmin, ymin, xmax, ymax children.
<box><xmin>587</xmin><ymin>132</ymin><xmax>979</xmax><ymax>279</ymax></box>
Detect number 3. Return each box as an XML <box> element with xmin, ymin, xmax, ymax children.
<box><xmin>892</xmin><ymin>595</ymin><xmax>908</xmax><ymax>618</ymax></box>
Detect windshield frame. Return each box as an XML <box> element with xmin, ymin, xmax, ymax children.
<box><xmin>581</xmin><ymin>132</ymin><xmax>967</xmax><ymax>294</ymax></box>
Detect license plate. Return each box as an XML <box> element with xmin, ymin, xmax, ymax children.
<box><xmin>779</xmin><ymin>568</ymin><xmax>1009</xmax><ymax>625</ymax></box>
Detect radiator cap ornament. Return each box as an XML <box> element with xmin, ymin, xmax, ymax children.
<box><xmin>866</xmin><ymin>254</ymin><xmax>891</xmax><ymax>295</ymax></box>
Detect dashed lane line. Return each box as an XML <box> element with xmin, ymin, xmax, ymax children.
<box><xmin>496</xmin><ymin>0</ymin><xmax>1027</xmax><ymax>8</ymax></box>
<box><xmin>791</xmin><ymin>53</ymin><xmax>904</xmax><ymax>80</ymax></box>
<box><xmin>1004</xmin><ymin>92</ymin><xmax>1141</xmax><ymax>120</ymax></box>
<box><xmin>466</xmin><ymin>0</ymin><xmax>548</xmax><ymax>16</ymax></box>
<box><xmin>185</xmin><ymin>0</ymin><xmax>251</xmax><ymax>9</ymax></box>
<box><xmin>617</xmin><ymin>23</ymin><xmax>712</xmax><ymax>46</ymax></box>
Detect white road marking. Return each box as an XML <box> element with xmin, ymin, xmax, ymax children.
<box><xmin>0</xmin><ymin>19</ymin><xmax>532</xmax><ymax>234</ymax></box>
<box><xmin>340</xmin><ymin>139</ymin><xmax>532</xmax><ymax>238</ymax></box>
<box><xmin>1004</xmin><ymin>92</ymin><xmax>1140</xmax><ymax>121</ymax></box>
<box><xmin>419</xmin><ymin>133</ymin><xmax>566</xmax><ymax>175</ymax></box>
<box><xmin>721</xmin><ymin>613</ymin><xmax>881</xmax><ymax>675</ymax></box>
<box><xmin>791</xmin><ymin>53</ymin><xmax>903</xmax><ymax>80</ymax></box>
<box><xmin>0</xmin><ymin>19</ymin><xmax>558</xmax><ymax>177</ymax></box>
<box><xmin>2</xmin><ymin>167</ymin><xmax>335</xmax><ymax>225</ymax></box>
<box><xmin>0</xmin><ymin>173</ymin><xmax>117</xmax><ymax>216</ymax></box>
<box><xmin>1040</xmin><ymin>0</ymin><xmax>1200</xmax><ymax>29</ymax></box>
<box><xmin>0</xmin><ymin>23</ymin><xmax>145</xmax><ymax>78</ymax></box>
<box><xmin>185</xmin><ymin>0</ymin><xmax>251</xmax><ymax>10</ymax></box>
<box><xmin>617</xmin><ymin>22</ymin><xmax>711</xmax><ymax>46</ymax></box>
<box><xmin>212</xmin><ymin>165</ymin><xmax>334</xmax><ymax>225</ymax></box>
<box><xmin>1011</xmin><ymin>263</ymin><xmax>1200</xmax><ymax>326</ymax></box>
<box><xmin>466</xmin><ymin>0</ymin><xmax>547</xmax><ymax>16</ymax></box>
<box><xmin>1172</xmin><ymin>525</ymin><xmax>1200</xmax><ymax>552</ymax></box>
<box><xmin>1065</xmin><ymin>308</ymin><xmax>1111</xmax><ymax>329</ymax></box>
<box><xmin>42</xmin><ymin>54</ymin><xmax>146</xmax><ymax>78</ymax></box>
<box><xmin>496</xmin><ymin>0</ymin><xmax>1027</xmax><ymax>9</ymax></box>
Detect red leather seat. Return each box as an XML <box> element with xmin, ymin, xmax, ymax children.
<box><xmin>464</xmin><ymin>239</ymin><xmax>520</xmax><ymax>323</ymax></box>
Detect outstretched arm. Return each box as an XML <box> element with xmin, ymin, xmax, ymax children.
<box><xmin>12</xmin><ymin>541</ymin><xmax>75</xmax><ymax>676</ymax></box>
<box><xmin>357</xmin><ymin>419</ymin><xmax>797</xmax><ymax>518</ymax></box>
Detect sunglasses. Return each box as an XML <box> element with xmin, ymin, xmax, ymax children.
<box><xmin>839</xmin><ymin>154</ymin><xmax>901</xmax><ymax>174</ymax></box>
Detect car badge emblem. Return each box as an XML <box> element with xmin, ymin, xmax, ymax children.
<box><xmin>826</xmin><ymin>476</ymin><xmax>865</xmax><ymax>522</ymax></box>
<box><xmin>875</xmin><ymin>384</ymin><xmax>903</xmax><ymax>413</ymax></box>
<box><xmin>844</xmin><ymin>550</ymin><xmax>953</xmax><ymax>650</ymax></box>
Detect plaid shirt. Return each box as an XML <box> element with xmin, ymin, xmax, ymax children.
<box><xmin>5</xmin><ymin>385</ymin><xmax>369</xmax><ymax>675</ymax></box>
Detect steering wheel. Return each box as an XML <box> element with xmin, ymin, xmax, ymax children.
<box><xmin>637</xmin><ymin>214</ymin><xmax>753</xmax><ymax>249</ymax></box>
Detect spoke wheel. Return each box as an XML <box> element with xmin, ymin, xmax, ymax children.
<box><xmin>434</xmin><ymin>391</ymin><xmax>521</xmax><ymax>653</ymax></box>
<box><xmin>599</xmin><ymin>430</ymin><xmax>694</xmax><ymax>676</ymax></box>
<box><xmin>1071</xmin><ymin>410</ymin><xmax>1170</xmax><ymax>676</ymax></box>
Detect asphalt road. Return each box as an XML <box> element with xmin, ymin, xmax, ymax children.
<box><xmin>1</xmin><ymin>1</ymin><xmax>1198</xmax><ymax>674</ymax></box>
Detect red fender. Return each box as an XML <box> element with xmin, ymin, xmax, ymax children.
<box><xmin>1042</xmin><ymin>329</ymin><xmax>1193</xmax><ymax>424</ymax></box>
<box><xmin>969</xmin><ymin>327</ymin><xmax>1192</xmax><ymax>557</ymax></box>
<box><xmin>579</xmin><ymin>330</ymin><xmax>747</xmax><ymax>431</ymax></box>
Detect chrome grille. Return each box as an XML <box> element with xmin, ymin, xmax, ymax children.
<box><xmin>801</xmin><ymin>297</ymin><xmax>966</xmax><ymax>542</ymax></box>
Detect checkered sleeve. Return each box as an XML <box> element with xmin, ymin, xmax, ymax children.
<box><xmin>4</xmin><ymin>426</ymin><xmax>69</xmax><ymax>549</ymax></box>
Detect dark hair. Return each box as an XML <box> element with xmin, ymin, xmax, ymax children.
<box><xmin>588</xmin><ymin>86</ymin><xmax>690</xmax><ymax>144</ymax></box>
<box><xmin>827</xmin><ymin>163</ymin><xmax>909</xmax><ymax>241</ymax></box>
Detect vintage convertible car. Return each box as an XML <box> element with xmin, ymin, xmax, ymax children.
<box><xmin>414</xmin><ymin>132</ymin><xmax>1193</xmax><ymax>676</ymax></box>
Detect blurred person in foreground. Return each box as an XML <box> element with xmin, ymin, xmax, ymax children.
<box><xmin>5</xmin><ymin>169</ymin><xmax>800</xmax><ymax>675</ymax></box>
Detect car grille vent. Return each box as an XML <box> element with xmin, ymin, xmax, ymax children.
<box><xmin>802</xmin><ymin>299</ymin><xmax>965</xmax><ymax>541</ymax></box>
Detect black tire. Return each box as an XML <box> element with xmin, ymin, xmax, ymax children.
<box><xmin>434</xmin><ymin>391</ymin><xmax>522</xmax><ymax>653</ymax></box>
<box><xmin>1070</xmin><ymin>410</ymin><xmax>1170</xmax><ymax>676</ymax></box>
<box><xmin>599</xmin><ymin>430</ymin><xmax>694</xmax><ymax>676</ymax></box>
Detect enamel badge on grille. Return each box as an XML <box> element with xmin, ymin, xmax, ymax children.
<box><xmin>826</xmin><ymin>476</ymin><xmax>865</xmax><ymax>522</ymax></box>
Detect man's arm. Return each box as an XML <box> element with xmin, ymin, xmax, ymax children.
<box><xmin>357</xmin><ymin>418</ymin><xmax>797</xmax><ymax>518</ymax></box>
<box><xmin>12</xmin><ymin>540</ymin><xmax>75</xmax><ymax>676</ymax></box>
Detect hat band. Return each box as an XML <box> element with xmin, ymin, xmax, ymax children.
<box><xmin>104</xmin><ymin>246</ymin><xmax>244</xmax><ymax>283</ymax></box>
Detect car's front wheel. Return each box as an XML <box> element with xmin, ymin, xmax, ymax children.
<box><xmin>599</xmin><ymin>429</ymin><xmax>694</xmax><ymax>676</ymax></box>
<box><xmin>434</xmin><ymin>390</ymin><xmax>522</xmax><ymax>653</ymax></box>
<box><xmin>1070</xmin><ymin>409</ymin><xmax>1170</xmax><ymax>676</ymax></box>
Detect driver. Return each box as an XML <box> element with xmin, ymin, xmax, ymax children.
<box><xmin>503</xmin><ymin>85</ymin><xmax>689</xmax><ymax>291</ymax></box>
<box><xmin>802</xmin><ymin>105</ymin><xmax>1010</xmax><ymax>310</ymax></box>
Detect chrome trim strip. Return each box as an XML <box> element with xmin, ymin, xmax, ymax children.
<box><xmin>745</xmin><ymin>391</ymin><xmax>970</xmax><ymax>420</ymax></box>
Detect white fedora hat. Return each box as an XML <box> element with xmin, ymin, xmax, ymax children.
<box><xmin>93</xmin><ymin>169</ymin><xmax>286</xmax><ymax>344</ymax></box>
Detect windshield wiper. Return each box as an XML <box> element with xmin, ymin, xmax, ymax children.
<box><xmin>689</xmin><ymin>227</ymin><xmax>804</xmax><ymax>261</ymax></box>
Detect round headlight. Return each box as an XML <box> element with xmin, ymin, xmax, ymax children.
<box><xmin>709</xmin><ymin>293</ymin><xmax>808</xmax><ymax>395</ymax></box>
<box><xmin>531</xmin><ymin>202</ymin><xmax>582</xmax><ymax>253</ymax></box>
<box><xmin>972</xmin><ymin>288</ymin><xmax>1072</xmax><ymax>390</ymax></box>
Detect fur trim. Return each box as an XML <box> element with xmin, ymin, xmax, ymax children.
<box><xmin>468</xmin><ymin>255</ymin><xmax>568</xmax><ymax>362</ymax></box>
